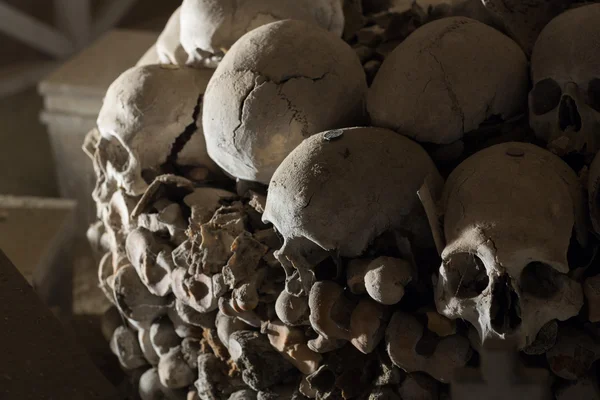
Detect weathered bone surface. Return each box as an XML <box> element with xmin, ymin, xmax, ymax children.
<box><xmin>110</xmin><ymin>326</ymin><xmax>149</xmax><ymax>370</ymax></box>
<box><xmin>96</xmin><ymin>189</ymin><xmax>138</xmax><ymax>267</ymax></box>
<box><xmin>228</xmin><ymin>330</ymin><xmax>295</xmax><ymax>391</ymax></box>
<box><xmin>263</xmin><ymin>127</ymin><xmax>442</xmax><ymax>296</ymax></box>
<box><xmin>385</xmin><ymin>311</ymin><xmax>472</xmax><ymax>383</ymax></box>
<box><xmin>89</xmin><ymin>3</ymin><xmax>600</xmax><ymax>399</ymax></box>
<box><xmin>155</xmin><ymin>6</ymin><xmax>187</xmax><ymax>65</ymax></box>
<box><xmin>529</xmin><ymin>4</ymin><xmax>600</xmax><ymax>155</ymax></box>
<box><xmin>354</xmin><ymin>256</ymin><xmax>413</xmax><ymax>305</ymax></box>
<box><xmin>180</xmin><ymin>0</ymin><xmax>344</xmax><ymax>66</ymax></box>
<box><xmin>96</xmin><ymin>64</ymin><xmax>217</xmax><ymax>196</ymax></box>
<box><xmin>139</xmin><ymin>367</ymin><xmax>187</xmax><ymax>400</ymax></box>
<box><xmin>436</xmin><ymin>142</ymin><xmax>586</xmax><ymax>349</ymax></box>
<box><xmin>203</xmin><ymin>19</ymin><xmax>368</xmax><ymax>184</ymax></box>
<box><xmin>113</xmin><ymin>264</ymin><xmax>171</xmax><ymax>325</ymax></box>
<box><xmin>261</xmin><ymin>319</ymin><xmax>322</xmax><ymax>374</ymax></box>
<box><xmin>126</xmin><ymin>227</ymin><xmax>175</xmax><ymax>297</ymax></box>
<box><xmin>368</xmin><ymin>16</ymin><xmax>528</xmax><ymax>145</ymax></box>
<box><xmin>139</xmin><ymin>327</ymin><xmax>161</xmax><ymax>366</ymax></box>
<box><xmin>159</xmin><ymin>346</ymin><xmax>196</xmax><ymax>389</ymax></box>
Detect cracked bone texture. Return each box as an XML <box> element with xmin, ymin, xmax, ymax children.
<box><xmin>368</xmin><ymin>16</ymin><xmax>528</xmax><ymax>145</ymax></box>
<box><xmin>202</xmin><ymin>19</ymin><xmax>368</xmax><ymax>184</ymax></box>
<box><xmin>263</xmin><ymin>127</ymin><xmax>442</xmax><ymax>296</ymax></box>
<box><xmin>228</xmin><ymin>330</ymin><xmax>296</xmax><ymax>391</ymax></box>
<box><xmin>97</xmin><ymin>189</ymin><xmax>138</xmax><ymax>266</ymax></box>
<box><xmin>275</xmin><ymin>290</ymin><xmax>310</xmax><ymax>326</ymax></box>
<box><xmin>150</xmin><ymin>318</ymin><xmax>182</xmax><ymax>357</ymax></box>
<box><xmin>436</xmin><ymin>142</ymin><xmax>587</xmax><ymax>349</ymax></box>
<box><xmin>90</xmin><ymin>3</ymin><xmax>600</xmax><ymax>399</ymax></box>
<box><xmin>261</xmin><ymin>319</ymin><xmax>322</xmax><ymax>374</ymax></box>
<box><xmin>529</xmin><ymin>4</ymin><xmax>600</xmax><ymax>155</ymax></box>
<box><xmin>97</xmin><ymin>64</ymin><xmax>217</xmax><ymax>196</ymax></box>
<box><xmin>180</xmin><ymin>0</ymin><xmax>344</xmax><ymax>66</ymax></box>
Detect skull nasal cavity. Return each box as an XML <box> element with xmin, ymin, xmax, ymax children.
<box><xmin>444</xmin><ymin>253</ymin><xmax>489</xmax><ymax>299</ymax></box>
<box><xmin>490</xmin><ymin>274</ymin><xmax>521</xmax><ymax>334</ymax></box>
<box><xmin>559</xmin><ymin>95</ymin><xmax>582</xmax><ymax>132</ymax></box>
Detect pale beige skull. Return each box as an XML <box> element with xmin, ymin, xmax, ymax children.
<box><xmin>202</xmin><ymin>19</ymin><xmax>367</xmax><ymax>184</ymax></box>
<box><xmin>97</xmin><ymin>64</ymin><xmax>216</xmax><ymax>196</ymax></box>
<box><xmin>368</xmin><ymin>16</ymin><xmax>528</xmax><ymax>145</ymax></box>
<box><xmin>436</xmin><ymin>142</ymin><xmax>587</xmax><ymax>349</ymax></box>
<box><xmin>263</xmin><ymin>127</ymin><xmax>443</xmax><ymax>297</ymax></box>
<box><xmin>180</xmin><ymin>0</ymin><xmax>344</xmax><ymax>66</ymax></box>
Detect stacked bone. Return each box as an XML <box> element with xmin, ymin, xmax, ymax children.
<box><xmin>87</xmin><ymin>1</ymin><xmax>600</xmax><ymax>399</ymax></box>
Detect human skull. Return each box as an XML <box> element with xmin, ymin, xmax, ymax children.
<box><xmin>529</xmin><ymin>4</ymin><xmax>600</xmax><ymax>155</ymax></box>
<box><xmin>368</xmin><ymin>16</ymin><xmax>528</xmax><ymax>145</ymax></box>
<box><xmin>263</xmin><ymin>127</ymin><xmax>443</xmax><ymax>296</ymax></box>
<box><xmin>436</xmin><ymin>142</ymin><xmax>587</xmax><ymax>349</ymax></box>
<box><xmin>180</xmin><ymin>0</ymin><xmax>344</xmax><ymax>66</ymax></box>
<box><xmin>203</xmin><ymin>19</ymin><xmax>367</xmax><ymax>185</ymax></box>
<box><xmin>97</xmin><ymin>64</ymin><xmax>218</xmax><ymax>196</ymax></box>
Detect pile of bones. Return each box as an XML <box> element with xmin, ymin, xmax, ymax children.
<box><xmin>85</xmin><ymin>0</ymin><xmax>600</xmax><ymax>399</ymax></box>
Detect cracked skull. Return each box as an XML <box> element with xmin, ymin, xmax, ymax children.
<box><xmin>203</xmin><ymin>19</ymin><xmax>367</xmax><ymax>184</ymax></box>
<box><xmin>368</xmin><ymin>16</ymin><xmax>528</xmax><ymax>145</ymax></box>
<box><xmin>263</xmin><ymin>127</ymin><xmax>443</xmax><ymax>297</ymax></box>
<box><xmin>180</xmin><ymin>0</ymin><xmax>344</xmax><ymax>66</ymax></box>
<box><xmin>97</xmin><ymin>64</ymin><xmax>217</xmax><ymax>196</ymax></box>
<box><xmin>529</xmin><ymin>4</ymin><xmax>600</xmax><ymax>155</ymax></box>
<box><xmin>436</xmin><ymin>142</ymin><xmax>587</xmax><ymax>349</ymax></box>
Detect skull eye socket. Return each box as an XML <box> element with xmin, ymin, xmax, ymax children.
<box><xmin>520</xmin><ymin>262</ymin><xmax>561</xmax><ymax>299</ymax></box>
<box><xmin>530</xmin><ymin>78</ymin><xmax>562</xmax><ymax>115</ymax></box>
<box><xmin>98</xmin><ymin>137</ymin><xmax>130</xmax><ymax>173</ymax></box>
<box><xmin>588</xmin><ymin>78</ymin><xmax>600</xmax><ymax>112</ymax></box>
<box><xmin>443</xmin><ymin>253</ymin><xmax>490</xmax><ymax>299</ymax></box>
